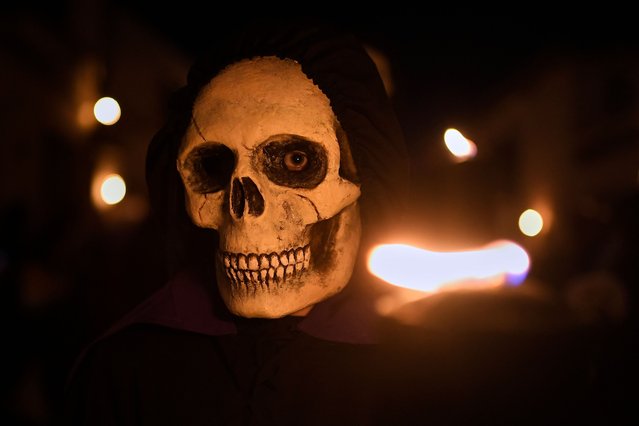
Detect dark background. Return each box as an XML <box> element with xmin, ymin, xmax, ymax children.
<box><xmin>1</xmin><ymin>5</ymin><xmax>637</xmax><ymax>425</ymax></box>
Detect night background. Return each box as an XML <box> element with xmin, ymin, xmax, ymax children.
<box><xmin>1</xmin><ymin>4</ymin><xmax>637</xmax><ymax>425</ymax></box>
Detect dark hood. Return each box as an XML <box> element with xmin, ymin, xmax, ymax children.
<box><xmin>138</xmin><ymin>23</ymin><xmax>410</xmax><ymax>343</ymax></box>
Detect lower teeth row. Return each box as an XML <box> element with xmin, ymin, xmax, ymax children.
<box><xmin>221</xmin><ymin>245</ymin><xmax>311</xmax><ymax>289</ymax></box>
<box><xmin>225</xmin><ymin>259</ymin><xmax>310</xmax><ymax>288</ymax></box>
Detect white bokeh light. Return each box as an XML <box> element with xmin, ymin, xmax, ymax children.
<box><xmin>100</xmin><ymin>174</ymin><xmax>126</xmax><ymax>205</ymax></box>
<box><xmin>519</xmin><ymin>209</ymin><xmax>544</xmax><ymax>237</ymax></box>
<box><xmin>444</xmin><ymin>128</ymin><xmax>477</xmax><ymax>161</ymax></box>
<box><xmin>93</xmin><ymin>97</ymin><xmax>121</xmax><ymax>125</ymax></box>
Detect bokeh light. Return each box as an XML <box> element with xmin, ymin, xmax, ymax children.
<box><xmin>93</xmin><ymin>97</ymin><xmax>121</xmax><ymax>125</ymax></box>
<box><xmin>518</xmin><ymin>209</ymin><xmax>544</xmax><ymax>237</ymax></box>
<box><xmin>100</xmin><ymin>174</ymin><xmax>126</xmax><ymax>205</ymax></box>
<box><xmin>444</xmin><ymin>128</ymin><xmax>477</xmax><ymax>161</ymax></box>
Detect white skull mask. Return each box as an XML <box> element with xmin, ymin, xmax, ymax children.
<box><xmin>177</xmin><ymin>56</ymin><xmax>361</xmax><ymax>318</ymax></box>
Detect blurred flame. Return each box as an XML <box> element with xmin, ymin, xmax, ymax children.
<box><xmin>77</xmin><ymin>100</ymin><xmax>97</xmax><ymax>130</ymax></box>
<box><xmin>94</xmin><ymin>97</ymin><xmax>121</xmax><ymax>125</ymax></box>
<box><xmin>444</xmin><ymin>128</ymin><xmax>477</xmax><ymax>161</ymax></box>
<box><xmin>73</xmin><ymin>59</ymin><xmax>101</xmax><ymax>132</ymax></box>
<box><xmin>519</xmin><ymin>209</ymin><xmax>543</xmax><ymax>237</ymax></box>
<box><xmin>368</xmin><ymin>240</ymin><xmax>530</xmax><ymax>293</ymax></box>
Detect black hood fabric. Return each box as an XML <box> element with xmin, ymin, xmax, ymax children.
<box><xmin>120</xmin><ymin>23</ymin><xmax>410</xmax><ymax>344</ymax></box>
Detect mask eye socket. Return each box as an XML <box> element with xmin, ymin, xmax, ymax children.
<box><xmin>181</xmin><ymin>143</ymin><xmax>235</xmax><ymax>193</ymax></box>
<box><xmin>260</xmin><ymin>135</ymin><xmax>328</xmax><ymax>189</ymax></box>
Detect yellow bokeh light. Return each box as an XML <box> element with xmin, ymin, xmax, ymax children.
<box><xmin>518</xmin><ymin>209</ymin><xmax>543</xmax><ymax>237</ymax></box>
<box><xmin>444</xmin><ymin>128</ymin><xmax>477</xmax><ymax>161</ymax></box>
<box><xmin>93</xmin><ymin>97</ymin><xmax>121</xmax><ymax>125</ymax></box>
<box><xmin>100</xmin><ymin>174</ymin><xmax>126</xmax><ymax>205</ymax></box>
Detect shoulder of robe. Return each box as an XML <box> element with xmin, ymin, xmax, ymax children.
<box><xmin>69</xmin><ymin>323</ymin><xmax>217</xmax><ymax>380</ymax></box>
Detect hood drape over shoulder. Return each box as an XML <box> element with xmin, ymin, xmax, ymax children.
<box><xmin>125</xmin><ymin>23</ymin><xmax>411</xmax><ymax>343</ymax></box>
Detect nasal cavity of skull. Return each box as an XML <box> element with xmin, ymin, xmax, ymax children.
<box><xmin>231</xmin><ymin>177</ymin><xmax>264</xmax><ymax>218</ymax></box>
<box><xmin>184</xmin><ymin>144</ymin><xmax>235</xmax><ymax>194</ymax></box>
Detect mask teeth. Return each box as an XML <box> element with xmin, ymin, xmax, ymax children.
<box><xmin>221</xmin><ymin>244</ymin><xmax>311</xmax><ymax>290</ymax></box>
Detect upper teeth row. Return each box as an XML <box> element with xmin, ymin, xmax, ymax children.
<box><xmin>222</xmin><ymin>245</ymin><xmax>311</xmax><ymax>272</ymax></box>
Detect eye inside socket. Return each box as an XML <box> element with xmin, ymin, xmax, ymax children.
<box><xmin>284</xmin><ymin>150</ymin><xmax>309</xmax><ymax>171</ymax></box>
<box><xmin>182</xmin><ymin>144</ymin><xmax>235</xmax><ymax>193</ymax></box>
<box><xmin>261</xmin><ymin>136</ymin><xmax>327</xmax><ymax>189</ymax></box>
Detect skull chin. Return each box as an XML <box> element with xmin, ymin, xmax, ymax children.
<box><xmin>216</xmin><ymin>202</ymin><xmax>361</xmax><ymax>318</ymax></box>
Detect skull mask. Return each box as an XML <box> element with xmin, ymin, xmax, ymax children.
<box><xmin>177</xmin><ymin>56</ymin><xmax>362</xmax><ymax>318</ymax></box>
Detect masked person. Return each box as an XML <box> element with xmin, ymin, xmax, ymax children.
<box><xmin>64</xmin><ymin>22</ymin><xmax>596</xmax><ymax>426</ymax></box>
<box><xmin>64</xmin><ymin>23</ymin><xmax>412</xmax><ymax>426</ymax></box>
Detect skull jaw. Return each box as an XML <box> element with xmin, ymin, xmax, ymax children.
<box><xmin>216</xmin><ymin>202</ymin><xmax>361</xmax><ymax>318</ymax></box>
<box><xmin>216</xmin><ymin>270</ymin><xmax>348</xmax><ymax>318</ymax></box>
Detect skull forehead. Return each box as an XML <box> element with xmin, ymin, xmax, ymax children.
<box><xmin>191</xmin><ymin>56</ymin><xmax>336</xmax><ymax>148</ymax></box>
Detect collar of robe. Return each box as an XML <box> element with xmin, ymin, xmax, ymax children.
<box><xmin>98</xmin><ymin>267</ymin><xmax>383</xmax><ymax>345</ymax></box>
